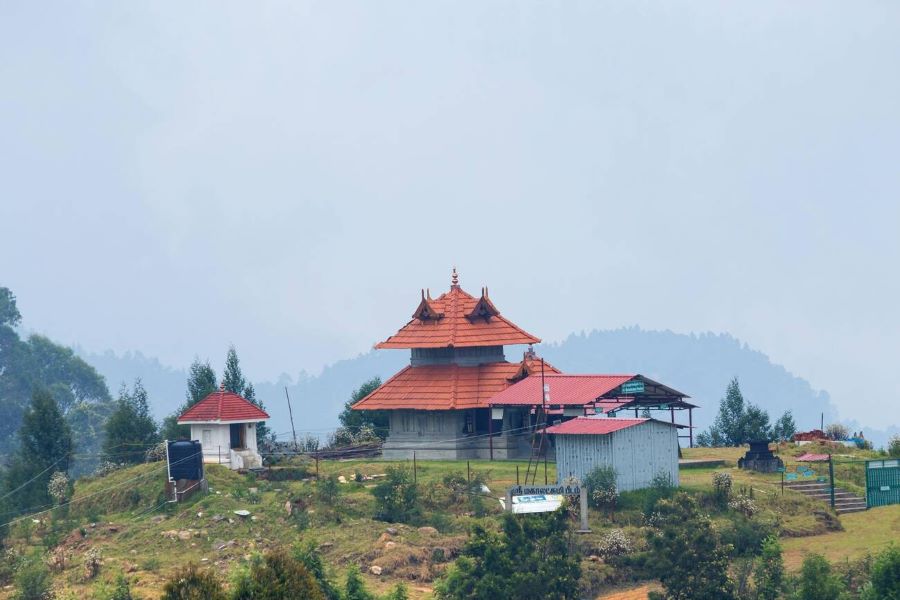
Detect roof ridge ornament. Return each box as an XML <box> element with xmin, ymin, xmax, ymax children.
<box><xmin>451</xmin><ymin>267</ymin><xmax>459</xmax><ymax>289</ymax></box>
<box><xmin>466</xmin><ymin>286</ymin><xmax>501</xmax><ymax>322</ymax></box>
<box><xmin>412</xmin><ymin>288</ymin><xmax>444</xmax><ymax>322</ymax></box>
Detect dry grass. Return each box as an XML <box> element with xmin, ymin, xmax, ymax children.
<box><xmin>781</xmin><ymin>504</ymin><xmax>900</xmax><ymax>569</ymax></box>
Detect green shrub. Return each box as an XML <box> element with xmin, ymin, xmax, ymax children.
<box><xmin>231</xmin><ymin>548</ymin><xmax>324</xmax><ymax>600</ymax></box>
<box><xmin>719</xmin><ymin>513</ymin><xmax>776</xmax><ymax>558</ymax></box>
<box><xmin>753</xmin><ymin>535</ymin><xmax>784</xmax><ymax>600</ymax></box>
<box><xmin>292</xmin><ymin>541</ymin><xmax>340</xmax><ymax>600</ymax></box>
<box><xmin>343</xmin><ymin>566</ymin><xmax>374</xmax><ymax>600</ymax></box>
<box><xmin>160</xmin><ymin>564</ymin><xmax>227</xmax><ymax>600</ymax></box>
<box><xmin>0</xmin><ymin>548</ymin><xmax>24</xmax><ymax>585</ymax></box>
<box><xmin>888</xmin><ymin>435</ymin><xmax>900</xmax><ymax>458</ymax></box>
<box><xmin>139</xmin><ymin>557</ymin><xmax>160</xmax><ymax>572</ymax></box>
<box><xmin>583</xmin><ymin>465</ymin><xmax>618</xmax><ymax>509</ymax></box>
<box><xmin>372</xmin><ymin>466</ymin><xmax>419</xmax><ymax>523</ymax></box>
<box><xmin>317</xmin><ymin>475</ymin><xmax>341</xmax><ymax>505</ymax></box>
<box><xmin>435</xmin><ymin>509</ymin><xmax>580</xmax><ymax>600</ymax></box>
<box><xmin>861</xmin><ymin>544</ymin><xmax>900</xmax><ymax>600</ymax></box>
<box><xmin>104</xmin><ymin>573</ymin><xmax>135</xmax><ymax>600</ymax></box>
<box><xmin>384</xmin><ymin>583</ymin><xmax>409</xmax><ymax>600</ymax></box>
<box><xmin>791</xmin><ymin>553</ymin><xmax>846</xmax><ymax>600</ymax></box>
<box><xmin>646</xmin><ymin>493</ymin><xmax>735</xmax><ymax>600</ymax></box>
<box><xmin>13</xmin><ymin>555</ymin><xmax>53</xmax><ymax>600</ymax></box>
<box><xmin>641</xmin><ymin>470</ymin><xmax>676</xmax><ymax>515</ymax></box>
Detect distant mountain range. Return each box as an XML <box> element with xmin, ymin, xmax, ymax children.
<box><xmin>77</xmin><ymin>328</ymin><xmax>898</xmax><ymax>448</ymax></box>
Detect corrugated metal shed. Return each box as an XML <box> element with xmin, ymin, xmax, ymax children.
<box><xmin>552</xmin><ymin>418</ymin><xmax>680</xmax><ymax>491</ymax></box>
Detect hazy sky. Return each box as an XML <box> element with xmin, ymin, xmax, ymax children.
<box><xmin>2</xmin><ymin>2</ymin><xmax>898</xmax><ymax>428</ymax></box>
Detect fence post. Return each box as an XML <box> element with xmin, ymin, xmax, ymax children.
<box><xmin>516</xmin><ymin>464</ymin><xmax>520</xmax><ymax>485</ymax></box>
<box><xmin>467</xmin><ymin>460</ymin><xmax>470</xmax><ymax>484</ymax></box>
<box><xmin>578</xmin><ymin>486</ymin><xmax>591</xmax><ymax>532</ymax></box>
<box><xmin>413</xmin><ymin>452</ymin><xmax>417</xmax><ymax>483</ymax></box>
<box><xmin>828</xmin><ymin>454</ymin><xmax>835</xmax><ymax>509</ymax></box>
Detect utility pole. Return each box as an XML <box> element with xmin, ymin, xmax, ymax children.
<box><xmin>285</xmin><ymin>387</ymin><xmax>298</xmax><ymax>449</ymax></box>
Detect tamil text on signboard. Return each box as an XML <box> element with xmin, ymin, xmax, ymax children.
<box><xmin>620</xmin><ymin>380</ymin><xmax>645</xmax><ymax>395</ymax></box>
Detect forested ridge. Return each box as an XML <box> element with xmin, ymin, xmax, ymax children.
<box><xmin>0</xmin><ymin>287</ymin><xmax>113</xmax><ymax>476</ymax></box>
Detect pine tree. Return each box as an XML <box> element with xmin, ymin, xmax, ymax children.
<box><xmin>222</xmin><ymin>346</ymin><xmax>271</xmax><ymax>446</ymax></box>
<box><xmin>772</xmin><ymin>411</ymin><xmax>797</xmax><ymax>442</ymax></box>
<box><xmin>714</xmin><ymin>378</ymin><xmax>747</xmax><ymax>445</ymax></box>
<box><xmin>4</xmin><ymin>388</ymin><xmax>73</xmax><ymax>510</ymax></box>
<box><xmin>103</xmin><ymin>379</ymin><xmax>160</xmax><ymax>463</ymax></box>
<box><xmin>700</xmin><ymin>378</ymin><xmax>772</xmax><ymax>446</ymax></box>
<box><xmin>160</xmin><ymin>359</ymin><xmax>217</xmax><ymax>441</ymax></box>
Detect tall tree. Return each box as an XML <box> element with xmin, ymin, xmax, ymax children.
<box><xmin>772</xmin><ymin>411</ymin><xmax>797</xmax><ymax>442</ymax></box>
<box><xmin>0</xmin><ymin>287</ymin><xmax>111</xmax><ymax>469</ymax></box>
<box><xmin>753</xmin><ymin>535</ymin><xmax>784</xmax><ymax>600</ymax></box>
<box><xmin>793</xmin><ymin>553</ymin><xmax>846</xmax><ymax>600</ymax></box>
<box><xmin>222</xmin><ymin>346</ymin><xmax>272</xmax><ymax>446</ymax></box>
<box><xmin>3</xmin><ymin>388</ymin><xmax>73</xmax><ymax>510</ymax></box>
<box><xmin>160</xmin><ymin>359</ymin><xmax>217</xmax><ymax>441</ymax></box>
<box><xmin>0</xmin><ymin>287</ymin><xmax>21</xmax><ymax>327</ymax></box>
<box><xmin>699</xmin><ymin>378</ymin><xmax>772</xmax><ymax>446</ymax></box>
<box><xmin>103</xmin><ymin>379</ymin><xmax>160</xmax><ymax>463</ymax></box>
<box><xmin>337</xmin><ymin>377</ymin><xmax>386</xmax><ymax>440</ymax></box>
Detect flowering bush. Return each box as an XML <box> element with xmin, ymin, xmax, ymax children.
<box><xmin>728</xmin><ymin>495</ymin><xmax>757</xmax><ymax>518</ymax></box>
<box><xmin>145</xmin><ymin>441</ymin><xmax>167</xmax><ymax>462</ymax></box>
<box><xmin>584</xmin><ymin>465</ymin><xmax>618</xmax><ymax>509</ymax></box>
<box><xmin>597</xmin><ymin>529</ymin><xmax>632</xmax><ymax>560</ymax></box>
<box><xmin>83</xmin><ymin>547</ymin><xmax>102</xmax><ymax>581</ymax></box>
<box><xmin>48</xmin><ymin>471</ymin><xmax>69</xmax><ymax>505</ymax></box>
<box><xmin>712</xmin><ymin>472</ymin><xmax>732</xmax><ymax>499</ymax></box>
<box><xmin>93</xmin><ymin>461</ymin><xmax>125</xmax><ymax>478</ymax></box>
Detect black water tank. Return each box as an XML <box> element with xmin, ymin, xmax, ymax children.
<box><xmin>168</xmin><ymin>440</ymin><xmax>204</xmax><ymax>481</ymax></box>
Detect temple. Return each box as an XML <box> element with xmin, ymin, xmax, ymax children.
<box><xmin>353</xmin><ymin>269</ymin><xmax>695</xmax><ymax>460</ymax></box>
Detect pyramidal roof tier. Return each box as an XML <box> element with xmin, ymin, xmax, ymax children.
<box><xmin>178</xmin><ymin>387</ymin><xmax>270</xmax><ymax>423</ymax></box>
<box><xmin>375</xmin><ymin>270</ymin><xmax>541</xmax><ymax>349</ymax></box>
<box><xmin>352</xmin><ymin>353</ymin><xmax>561</xmax><ymax>411</ymax></box>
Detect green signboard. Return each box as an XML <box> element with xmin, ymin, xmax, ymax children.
<box><xmin>621</xmin><ymin>381</ymin><xmax>645</xmax><ymax>395</ymax></box>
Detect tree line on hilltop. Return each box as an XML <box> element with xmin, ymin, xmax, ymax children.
<box><xmin>0</xmin><ymin>286</ymin><xmax>272</xmax><ymax>524</ymax></box>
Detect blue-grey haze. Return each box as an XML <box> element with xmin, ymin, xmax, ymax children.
<box><xmin>2</xmin><ymin>2</ymin><xmax>899</xmax><ymax>430</ymax></box>
<box><xmin>76</xmin><ymin>329</ymin><xmax>898</xmax><ymax>449</ymax></box>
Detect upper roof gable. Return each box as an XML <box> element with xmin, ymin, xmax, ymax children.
<box><xmin>375</xmin><ymin>275</ymin><xmax>540</xmax><ymax>349</ymax></box>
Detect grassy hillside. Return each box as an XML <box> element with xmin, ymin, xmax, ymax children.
<box><xmin>1</xmin><ymin>445</ymin><xmax>896</xmax><ymax>599</ymax></box>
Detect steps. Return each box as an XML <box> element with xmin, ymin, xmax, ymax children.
<box><xmin>784</xmin><ymin>481</ymin><xmax>868</xmax><ymax>514</ymax></box>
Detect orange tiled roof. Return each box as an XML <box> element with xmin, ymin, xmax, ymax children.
<box><xmin>178</xmin><ymin>389</ymin><xmax>270</xmax><ymax>423</ymax></box>
<box><xmin>375</xmin><ymin>284</ymin><xmax>540</xmax><ymax>349</ymax></box>
<box><xmin>353</xmin><ymin>352</ymin><xmax>560</xmax><ymax>411</ymax></box>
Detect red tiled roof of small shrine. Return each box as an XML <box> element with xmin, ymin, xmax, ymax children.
<box><xmin>177</xmin><ymin>388</ymin><xmax>270</xmax><ymax>423</ymax></box>
<box><xmin>375</xmin><ymin>274</ymin><xmax>541</xmax><ymax>349</ymax></box>
<box><xmin>352</xmin><ymin>353</ymin><xmax>560</xmax><ymax>411</ymax></box>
